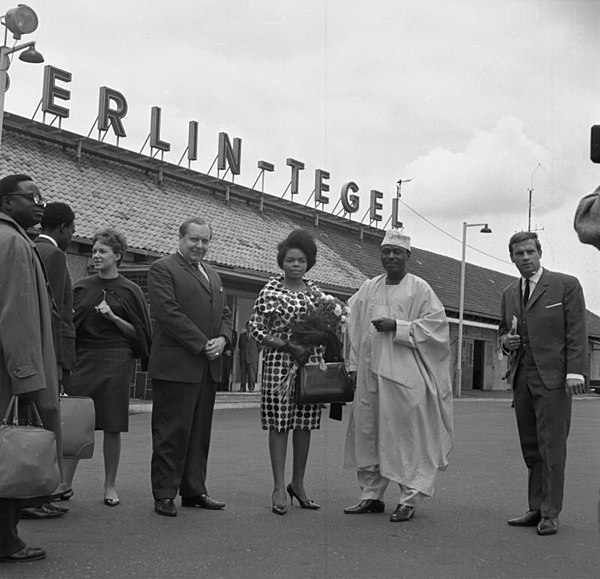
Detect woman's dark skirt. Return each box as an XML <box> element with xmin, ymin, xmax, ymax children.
<box><xmin>68</xmin><ymin>346</ymin><xmax>133</xmax><ymax>432</ymax></box>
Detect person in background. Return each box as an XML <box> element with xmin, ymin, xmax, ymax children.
<box><xmin>249</xmin><ymin>229</ymin><xmax>325</xmax><ymax>515</ymax></box>
<box><xmin>343</xmin><ymin>230</ymin><xmax>453</xmax><ymax>523</ymax></box>
<box><xmin>499</xmin><ymin>231</ymin><xmax>587</xmax><ymax>536</ymax></box>
<box><xmin>573</xmin><ymin>185</ymin><xmax>600</xmax><ymax>533</ymax></box>
<box><xmin>574</xmin><ymin>184</ymin><xmax>600</xmax><ymax>250</ymax></box>
<box><xmin>149</xmin><ymin>217</ymin><xmax>232</xmax><ymax>517</ymax></box>
<box><xmin>64</xmin><ymin>228</ymin><xmax>151</xmax><ymax>507</ymax></box>
<box><xmin>21</xmin><ymin>202</ymin><xmax>76</xmax><ymax>520</ymax></box>
<box><xmin>0</xmin><ymin>174</ymin><xmax>60</xmax><ymax>563</ymax></box>
<box><xmin>238</xmin><ymin>322</ymin><xmax>259</xmax><ymax>392</ymax></box>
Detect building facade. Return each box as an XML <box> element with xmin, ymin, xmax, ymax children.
<box><xmin>3</xmin><ymin>113</ymin><xmax>599</xmax><ymax>398</ymax></box>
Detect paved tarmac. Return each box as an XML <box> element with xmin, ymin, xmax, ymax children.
<box><xmin>5</xmin><ymin>397</ymin><xmax>600</xmax><ymax>578</ymax></box>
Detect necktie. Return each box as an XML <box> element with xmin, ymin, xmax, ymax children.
<box><xmin>523</xmin><ymin>278</ymin><xmax>530</xmax><ymax>306</ymax></box>
<box><xmin>193</xmin><ymin>262</ymin><xmax>209</xmax><ymax>282</ymax></box>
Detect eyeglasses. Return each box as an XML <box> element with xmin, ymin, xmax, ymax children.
<box><xmin>7</xmin><ymin>192</ymin><xmax>47</xmax><ymax>207</ymax></box>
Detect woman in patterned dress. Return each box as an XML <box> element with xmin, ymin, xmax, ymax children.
<box><xmin>249</xmin><ymin>229</ymin><xmax>325</xmax><ymax>515</ymax></box>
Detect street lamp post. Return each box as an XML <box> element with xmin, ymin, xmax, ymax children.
<box><xmin>456</xmin><ymin>221</ymin><xmax>492</xmax><ymax>398</ymax></box>
<box><xmin>0</xmin><ymin>5</ymin><xmax>44</xmax><ymax>150</ymax></box>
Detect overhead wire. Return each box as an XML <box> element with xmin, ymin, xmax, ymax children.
<box><xmin>397</xmin><ymin>199</ymin><xmax>512</xmax><ymax>265</ymax></box>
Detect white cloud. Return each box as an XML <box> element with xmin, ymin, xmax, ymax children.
<box><xmin>401</xmin><ymin>116</ymin><xmax>552</xmax><ymax>220</ymax></box>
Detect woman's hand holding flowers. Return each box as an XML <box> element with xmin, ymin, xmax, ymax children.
<box><xmin>281</xmin><ymin>341</ymin><xmax>311</xmax><ymax>366</ymax></box>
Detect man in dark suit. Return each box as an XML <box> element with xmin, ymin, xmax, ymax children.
<box><xmin>238</xmin><ymin>322</ymin><xmax>259</xmax><ymax>392</ymax></box>
<box><xmin>21</xmin><ymin>202</ymin><xmax>76</xmax><ymax>520</ymax></box>
<box><xmin>149</xmin><ymin>217</ymin><xmax>232</xmax><ymax>517</ymax></box>
<box><xmin>499</xmin><ymin>231</ymin><xmax>587</xmax><ymax>536</ymax></box>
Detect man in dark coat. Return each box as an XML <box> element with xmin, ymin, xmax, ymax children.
<box><xmin>0</xmin><ymin>174</ymin><xmax>61</xmax><ymax>563</ymax></box>
<box><xmin>21</xmin><ymin>202</ymin><xmax>76</xmax><ymax>520</ymax></box>
<box><xmin>149</xmin><ymin>217</ymin><xmax>232</xmax><ymax>517</ymax></box>
<box><xmin>499</xmin><ymin>231</ymin><xmax>587</xmax><ymax>536</ymax></box>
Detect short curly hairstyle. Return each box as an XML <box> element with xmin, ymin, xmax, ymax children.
<box><xmin>40</xmin><ymin>202</ymin><xmax>75</xmax><ymax>230</ymax></box>
<box><xmin>276</xmin><ymin>229</ymin><xmax>317</xmax><ymax>272</ymax></box>
<box><xmin>92</xmin><ymin>227</ymin><xmax>128</xmax><ymax>266</ymax></box>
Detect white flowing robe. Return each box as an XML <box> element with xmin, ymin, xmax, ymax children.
<box><xmin>343</xmin><ymin>273</ymin><xmax>454</xmax><ymax>496</ymax></box>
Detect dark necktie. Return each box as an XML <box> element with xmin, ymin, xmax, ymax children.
<box><xmin>523</xmin><ymin>278</ymin><xmax>530</xmax><ymax>306</ymax></box>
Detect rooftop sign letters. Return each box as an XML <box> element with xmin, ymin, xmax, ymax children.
<box><xmin>40</xmin><ymin>65</ymin><xmax>402</xmax><ymax>228</ymax></box>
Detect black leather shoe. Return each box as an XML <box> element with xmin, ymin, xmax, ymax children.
<box><xmin>537</xmin><ymin>517</ymin><xmax>558</xmax><ymax>536</ymax></box>
<box><xmin>181</xmin><ymin>494</ymin><xmax>225</xmax><ymax>510</ymax></box>
<box><xmin>21</xmin><ymin>505</ymin><xmax>65</xmax><ymax>519</ymax></box>
<box><xmin>0</xmin><ymin>546</ymin><xmax>46</xmax><ymax>563</ymax></box>
<box><xmin>390</xmin><ymin>504</ymin><xmax>415</xmax><ymax>522</ymax></box>
<box><xmin>507</xmin><ymin>510</ymin><xmax>541</xmax><ymax>527</ymax></box>
<box><xmin>344</xmin><ymin>499</ymin><xmax>385</xmax><ymax>514</ymax></box>
<box><xmin>154</xmin><ymin>498</ymin><xmax>177</xmax><ymax>517</ymax></box>
<box><xmin>44</xmin><ymin>502</ymin><xmax>69</xmax><ymax>514</ymax></box>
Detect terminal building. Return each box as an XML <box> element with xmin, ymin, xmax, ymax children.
<box><xmin>3</xmin><ymin>112</ymin><xmax>600</xmax><ymax>398</ymax></box>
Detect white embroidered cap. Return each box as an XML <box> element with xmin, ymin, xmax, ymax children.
<box><xmin>381</xmin><ymin>229</ymin><xmax>411</xmax><ymax>250</ymax></box>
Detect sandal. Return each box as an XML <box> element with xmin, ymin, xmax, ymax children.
<box><xmin>104</xmin><ymin>497</ymin><xmax>120</xmax><ymax>507</ymax></box>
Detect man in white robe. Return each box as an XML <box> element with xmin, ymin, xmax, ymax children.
<box><xmin>343</xmin><ymin>230</ymin><xmax>453</xmax><ymax>522</ymax></box>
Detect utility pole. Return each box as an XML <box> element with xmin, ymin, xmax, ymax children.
<box><xmin>527</xmin><ymin>163</ymin><xmax>541</xmax><ymax>232</ymax></box>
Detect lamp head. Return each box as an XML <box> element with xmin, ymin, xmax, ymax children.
<box><xmin>18</xmin><ymin>44</ymin><xmax>43</xmax><ymax>63</ymax></box>
<box><xmin>4</xmin><ymin>4</ymin><xmax>39</xmax><ymax>39</ymax></box>
<box><xmin>480</xmin><ymin>225</ymin><xmax>492</xmax><ymax>234</ymax></box>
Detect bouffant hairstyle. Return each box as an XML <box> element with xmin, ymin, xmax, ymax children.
<box><xmin>92</xmin><ymin>227</ymin><xmax>128</xmax><ymax>265</ymax></box>
<box><xmin>508</xmin><ymin>231</ymin><xmax>542</xmax><ymax>255</ymax></box>
<box><xmin>276</xmin><ymin>229</ymin><xmax>317</xmax><ymax>272</ymax></box>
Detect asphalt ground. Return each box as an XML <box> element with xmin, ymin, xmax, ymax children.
<box><xmin>5</xmin><ymin>397</ymin><xmax>600</xmax><ymax>579</ymax></box>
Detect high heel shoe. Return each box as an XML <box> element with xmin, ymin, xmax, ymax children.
<box><xmin>287</xmin><ymin>483</ymin><xmax>320</xmax><ymax>510</ymax></box>
<box><xmin>271</xmin><ymin>491</ymin><xmax>287</xmax><ymax>515</ymax></box>
<box><xmin>272</xmin><ymin>503</ymin><xmax>287</xmax><ymax>515</ymax></box>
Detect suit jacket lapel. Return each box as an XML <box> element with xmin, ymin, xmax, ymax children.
<box><xmin>175</xmin><ymin>253</ymin><xmax>211</xmax><ymax>294</ymax></box>
<box><xmin>510</xmin><ymin>281</ymin><xmax>522</xmax><ymax>314</ymax></box>
<box><xmin>525</xmin><ymin>269</ymin><xmax>548</xmax><ymax>310</ymax></box>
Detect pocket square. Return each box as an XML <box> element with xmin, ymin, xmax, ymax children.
<box><xmin>545</xmin><ymin>302</ymin><xmax>562</xmax><ymax>309</ymax></box>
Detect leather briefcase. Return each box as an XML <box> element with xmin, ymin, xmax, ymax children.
<box><xmin>294</xmin><ymin>361</ymin><xmax>354</xmax><ymax>405</ymax></box>
<box><xmin>60</xmin><ymin>396</ymin><xmax>95</xmax><ymax>459</ymax></box>
<box><xmin>0</xmin><ymin>396</ymin><xmax>61</xmax><ymax>499</ymax></box>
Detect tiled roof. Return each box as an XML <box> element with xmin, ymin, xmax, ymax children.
<box><xmin>3</xmin><ymin>114</ymin><xmax>600</xmax><ymax>338</ymax></box>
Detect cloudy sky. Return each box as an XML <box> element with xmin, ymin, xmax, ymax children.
<box><xmin>5</xmin><ymin>0</ymin><xmax>600</xmax><ymax>309</ymax></box>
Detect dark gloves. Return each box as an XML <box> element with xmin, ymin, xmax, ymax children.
<box><xmin>280</xmin><ymin>341</ymin><xmax>311</xmax><ymax>366</ymax></box>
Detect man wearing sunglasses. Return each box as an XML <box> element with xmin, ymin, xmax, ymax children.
<box><xmin>0</xmin><ymin>174</ymin><xmax>61</xmax><ymax>564</ymax></box>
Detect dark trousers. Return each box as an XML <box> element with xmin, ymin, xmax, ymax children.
<box><xmin>240</xmin><ymin>362</ymin><xmax>256</xmax><ymax>391</ymax></box>
<box><xmin>151</xmin><ymin>374</ymin><xmax>217</xmax><ymax>500</ymax></box>
<box><xmin>513</xmin><ymin>359</ymin><xmax>571</xmax><ymax>519</ymax></box>
<box><xmin>0</xmin><ymin>499</ymin><xmax>24</xmax><ymax>557</ymax></box>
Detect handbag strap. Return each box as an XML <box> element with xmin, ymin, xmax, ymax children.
<box><xmin>1</xmin><ymin>396</ymin><xmax>44</xmax><ymax>427</ymax></box>
<box><xmin>28</xmin><ymin>400</ymin><xmax>44</xmax><ymax>428</ymax></box>
<box><xmin>1</xmin><ymin>395</ymin><xmax>18</xmax><ymax>426</ymax></box>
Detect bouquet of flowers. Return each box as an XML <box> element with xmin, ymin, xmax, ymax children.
<box><xmin>289</xmin><ymin>294</ymin><xmax>350</xmax><ymax>361</ymax></box>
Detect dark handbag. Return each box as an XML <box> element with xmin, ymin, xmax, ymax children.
<box><xmin>60</xmin><ymin>396</ymin><xmax>95</xmax><ymax>459</ymax></box>
<box><xmin>294</xmin><ymin>361</ymin><xmax>354</xmax><ymax>405</ymax></box>
<box><xmin>0</xmin><ymin>395</ymin><xmax>61</xmax><ymax>499</ymax></box>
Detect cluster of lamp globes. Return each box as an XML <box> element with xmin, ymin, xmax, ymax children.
<box><xmin>1</xmin><ymin>4</ymin><xmax>44</xmax><ymax>93</ymax></box>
